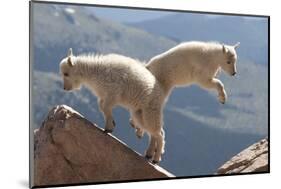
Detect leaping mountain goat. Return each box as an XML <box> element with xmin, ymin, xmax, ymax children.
<box><xmin>59</xmin><ymin>49</ymin><xmax>166</xmax><ymax>163</ymax></box>
<box><xmin>146</xmin><ymin>41</ymin><xmax>240</xmax><ymax>104</ymax></box>
<box><xmin>130</xmin><ymin>41</ymin><xmax>240</xmax><ymax>140</ymax></box>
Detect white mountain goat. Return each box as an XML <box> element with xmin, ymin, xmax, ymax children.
<box><xmin>130</xmin><ymin>41</ymin><xmax>240</xmax><ymax>140</ymax></box>
<box><xmin>59</xmin><ymin>49</ymin><xmax>166</xmax><ymax>163</ymax></box>
<box><xmin>146</xmin><ymin>41</ymin><xmax>240</xmax><ymax>104</ymax></box>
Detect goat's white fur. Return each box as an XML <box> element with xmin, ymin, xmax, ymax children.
<box><xmin>59</xmin><ymin>41</ymin><xmax>239</xmax><ymax>163</ymax></box>
<box><xmin>132</xmin><ymin>41</ymin><xmax>239</xmax><ymax>139</ymax></box>
<box><xmin>60</xmin><ymin>51</ymin><xmax>166</xmax><ymax>163</ymax></box>
<box><xmin>146</xmin><ymin>41</ymin><xmax>239</xmax><ymax>102</ymax></box>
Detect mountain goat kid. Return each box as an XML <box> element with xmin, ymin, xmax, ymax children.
<box><xmin>130</xmin><ymin>41</ymin><xmax>240</xmax><ymax>139</ymax></box>
<box><xmin>59</xmin><ymin>49</ymin><xmax>166</xmax><ymax>163</ymax></box>
<box><xmin>146</xmin><ymin>41</ymin><xmax>240</xmax><ymax>104</ymax></box>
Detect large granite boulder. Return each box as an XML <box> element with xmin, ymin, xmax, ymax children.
<box><xmin>32</xmin><ymin>105</ymin><xmax>174</xmax><ymax>187</ymax></box>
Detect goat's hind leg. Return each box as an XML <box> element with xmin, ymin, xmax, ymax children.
<box><xmin>145</xmin><ymin>134</ymin><xmax>157</xmax><ymax>160</ymax></box>
<box><xmin>143</xmin><ymin>108</ymin><xmax>165</xmax><ymax>163</ymax></box>
<box><xmin>152</xmin><ymin>132</ymin><xmax>165</xmax><ymax>164</ymax></box>
<box><xmin>130</xmin><ymin>109</ymin><xmax>145</xmax><ymax>139</ymax></box>
<box><xmin>136</xmin><ymin>128</ymin><xmax>145</xmax><ymax>139</ymax></box>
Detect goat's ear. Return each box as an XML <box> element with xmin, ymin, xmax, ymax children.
<box><xmin>67</xmin><ymin>56</ymin><xmax>74</xmax><ymax>67</ymax></box>
<box><xmin>222</xmin><ymin>44</ymin><xmax>228</xmax><ymax>54</ymax></box>
<box><xmin>234</xmin><ymin>42</ymin><xmax>240</xmax><ymax>49</ymax></box>
<box><xmin>67</xmin><ymin>48</ymin><xmax>73</xmax><ymax>57</ymax></box>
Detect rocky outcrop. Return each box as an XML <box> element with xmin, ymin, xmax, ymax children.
<box><xmin>217</xmin><ymin>138</ymin><xmax>268</xmax><ymax>174</ymax></box>
<box><xmin>33</xmin><ymin>105</ymin><xmax>174</xmax><ymax>187</ymax></box>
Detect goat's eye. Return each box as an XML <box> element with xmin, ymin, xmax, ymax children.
<box><xmin>227</xmin><ymin>61</ymin><xmax>231</xmax><ymax>64</ymax></box>
<box><xmin>64</xmin><ymin>73</ymin><xmax>69</xmax><ymax>77</ymax></box>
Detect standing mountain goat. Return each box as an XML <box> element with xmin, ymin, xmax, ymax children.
<box><xmin>146</xmin><ymin>41</ymin><xmax>240</xmax><ymax>104</ymax></box>
<box><xmin>59</xmin><ymin>49</ymin><xmax>166</xmax><ymax>163</ymax></box>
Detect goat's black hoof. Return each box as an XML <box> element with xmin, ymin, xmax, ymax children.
<box><xmin>104</xmin><ymin>129</ymin><xmax>113</xmax><ymax>133</ymax></box>
<box><xmin>129</xmin><ymin>119</ymin><xmax>135</xmax><ymax>128</ymax></box>
<box><xmin>152</xmin><ymin>160</ymin><xmax>159</xmax><ymax>164</ymax></box>
<box><xmin>130</xmin><ymin>122</ymin><xmax>136</xmax><ymax>128</ymax></box>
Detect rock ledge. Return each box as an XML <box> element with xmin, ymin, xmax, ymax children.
<box><xmin>217</xmin><ymin>138</ymin><xmax>268</xmax><ymax>174</ymax></box>
<box><xmin>33</xmin><ymin>105</ymin><xmax>174</xmax><ymax>187</ymax></box>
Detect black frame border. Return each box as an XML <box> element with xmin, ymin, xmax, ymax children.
<box><xmin>29</xmin><ymin>0</ymin><xmax>270</xmax><ymax>188</ymax></box>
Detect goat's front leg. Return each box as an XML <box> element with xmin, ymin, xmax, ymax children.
<box><xmin>200</xmin><ymin>78</ymin><xmax>227</xmax><ymax>104</ymax></box>
<box><xmin>98</xmin><ymin>99</ymin><xmax>115</xmax><ymax>133</ymax></box>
